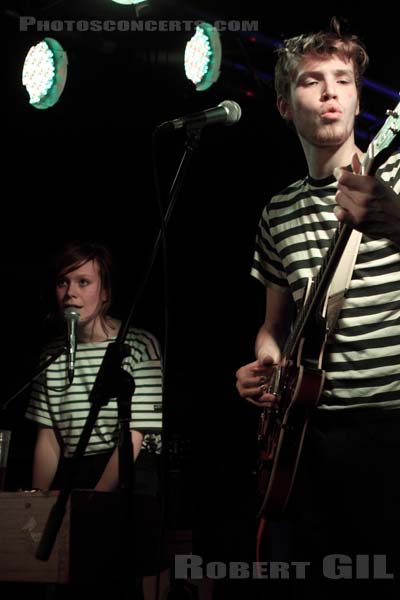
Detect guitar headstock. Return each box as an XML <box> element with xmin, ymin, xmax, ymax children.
<box><xmin>363</xmin><ymin>98</ymin><xmax>400</xmax><ymax>175</ymax></box>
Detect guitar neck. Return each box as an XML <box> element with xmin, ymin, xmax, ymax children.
<box><xmin>283</xmin><ymin>222</ymin><xmax>351</xmax><ymax>360</ymax></box>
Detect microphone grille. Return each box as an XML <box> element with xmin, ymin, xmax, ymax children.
<box><xmin>63</xmin><ymin>307</ymin><xmax>80</xmax><ymax>320</ymax></box>
<box><xmin>219</xmin><ymin>100</ymin><xmax>242</xmax><ymax>125</ymax></box>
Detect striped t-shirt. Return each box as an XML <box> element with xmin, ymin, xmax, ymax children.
<box><xmin>26</xmin><ymin>327</ymin><xmax>163</xmax><ymax>457</ymax></box>
<box><xmin>251</xmin><ymin>153</ymin><xmax>400</xmax><ymax>410</ymax></box>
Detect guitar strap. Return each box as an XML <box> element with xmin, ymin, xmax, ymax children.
<box><xmin>325</xmin><ymin>227</ymin><xmax>362</xmax><ymax>338</ymax></box>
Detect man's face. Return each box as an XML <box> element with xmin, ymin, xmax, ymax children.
<box><xmin>278</xmin><ymin>55</ymin><xmax>360</xmax><ymax>148</ymax></box>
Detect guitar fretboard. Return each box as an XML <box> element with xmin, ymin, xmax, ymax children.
<box><xmin>282</xmin><ymin>222</ymin><xmax>351</xmax><ymax>361</ymax></box>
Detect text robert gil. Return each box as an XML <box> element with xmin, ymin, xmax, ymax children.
<box><xmin>175</xmin><ymin>554</ymin><xmax>394</xmax><ymax>580</ymax></box>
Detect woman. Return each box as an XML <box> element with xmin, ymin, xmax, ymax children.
<box><xmin>26</xmin><ymin>240</ymin><xmax>168</xmax><ymax>598</ymax></box>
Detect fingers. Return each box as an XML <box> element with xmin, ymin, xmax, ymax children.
<box><xmin>334</xmin><ymin>167</ymin><xmax>377</xmax><ymax>195</ymax></box>
<box><xmin>236</xmin><ymin>373</ymin><xmax>269</xmax><ymax>396</ymax></box>
<box><xmin>245</xmin><ymin>393</ymin><xmax>277</xmax><ymax>407</ymax></box>
<box><xmin>333</xmin><ymin>204</ymin><xmax>350</xmax><ymax>224</ymax></box>
<box><xmin>236</xmin><ymin>352</ymin><xmax>281</xmax><ymax>407</ymax></box>
<box><xmin>351</xmin><ymin>152</ymin><xmax>362</xmax><ymax>175</ymax></box>
<box><xmin>333</xmin><ymin>165</ymin><xmax>385</xmax><ymax>231</ymax></box>
<box><xmin>236</xmin><ymin>357</ymin><xmax>274</xmax><ymax>381</ymax></box>
<box><xmin>236</xmin><ymin>361</ymin><xmax>279</xmax><ymax>407</ymax></box>
<box><xmin>254</xmin><ymin>381</ymin><xmax>277</xmax><ymax>406</ymax></box>
<box><xmin>333</xmin><ymin>153</ymin><xmax>362</xmax><ymax>179</ymax></box>
<box><xmin>244</xmin><ymin>376</ymin><xmax>277</xmax><ymax>407</ymax></box>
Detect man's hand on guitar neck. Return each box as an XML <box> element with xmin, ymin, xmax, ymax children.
<box><xmin>235</xmin><ymin>355</ymin><xmax>278</xmax><ymax>407</ymax></box>
<box><xmin>334</xmin><ymin>153</ymin><xmax>400</xmax><ymax>246</ymax></box>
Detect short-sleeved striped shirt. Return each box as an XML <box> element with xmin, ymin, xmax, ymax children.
<box><xmin>26</xmin><ymin>327</ymin><xmax>163</xmax><ymax>457</ymax></box>
<box><xmin>251</xmin><ymin>153</ymin><xmax>400</xmax><ymax>411</ymax></box>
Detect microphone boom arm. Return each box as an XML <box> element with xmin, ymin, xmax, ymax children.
<box><xmin>2</xmin><ymin>346</ymin><xmax>66</xmax><ymax>412</ymax></box>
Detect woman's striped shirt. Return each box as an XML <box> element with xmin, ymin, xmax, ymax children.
<box><xmin>251</xmin><ymin>153</ymin><xmax>400</xmax><ymax>411</ymax></box>
<box><xmin>26</xmin><ymin>327</ymin><xmax>163</xmax><ymax>457</ymax></box>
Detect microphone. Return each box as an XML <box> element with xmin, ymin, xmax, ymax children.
<box><xmin>157</xmin><ymin>100</ymin><xmax>242</xmax><ymax>133</ymax></box>
<box><xmin>63</xmin><ymin>307</ymin><xmax>80</xmax><ymax>384</ymax></box>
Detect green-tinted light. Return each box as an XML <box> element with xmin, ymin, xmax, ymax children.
<box><xmin>184</xmin><ymin>23</ymin><xmax>221</xmax><ymax>92</ymax></box>
<box><xmin>111</xmin><ymin>1</ymin><xmax>147</xmax><ymax>4</ymax></box>
<box><xmin>22</xmin><ymin>38</ymin><xmax>68</xmax><ymax>110</ymax></box>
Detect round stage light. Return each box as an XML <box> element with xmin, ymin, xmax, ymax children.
<box><xmin>22</xmin><ymin>37</ymin><xmax>68</xmax><ymax>110</ymax></box>
<box><xmin>184</xmin><ymin>23</ymin><xmax>222</xmax><ymax>91</ymax></box>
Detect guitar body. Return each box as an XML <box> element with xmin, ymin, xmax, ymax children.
<box><xmin>257</xmin><ymin>364</ymin><xmax>325</xmax><ymax>517</ymax></box>
<box><xmin>257</xmin><ymin>277</ymin><xmax>328</xmax><ymax>517</ymax></box>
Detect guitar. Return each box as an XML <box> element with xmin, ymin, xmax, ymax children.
<box><xmin>256</xmin><ymin>101</ymin><xmax>400</xmax><ymax>533</ymax></box>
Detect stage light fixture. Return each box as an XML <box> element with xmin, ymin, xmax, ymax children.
<box><xmin>184</xmin><ymin>22</ymin><xmax>221</xmax><ymax>91</ymax></box>
<box><xmin>22</xmin><ymin>38</ymin><xmax>68</xmax><ymax>110</ymax></box>
<box><xmin>111</xmin><ymin>0</ymin><xmax>148</xmax><ymax>5</ymax></box>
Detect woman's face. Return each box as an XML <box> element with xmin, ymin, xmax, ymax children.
<box><xmin>55</xmin><ymin>259</ymin><xmax>107</xmax><ymax>325</ymax></box>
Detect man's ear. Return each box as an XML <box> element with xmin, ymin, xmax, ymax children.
<box><xmin>277</xmin><ymin>96</ymin><xmax>292</xmax><ymax>121</ymax></box>
<box><xmin>355</xmin><ymin>99</ymin><xmax>360</xmax><ymax>117</ymax></box>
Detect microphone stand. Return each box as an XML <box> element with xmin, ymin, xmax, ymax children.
<box><xmin>34</xmin><ymin>125</ymin><xmax>204</xmax><ymax>586</ymax></box>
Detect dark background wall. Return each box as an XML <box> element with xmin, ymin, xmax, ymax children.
<box><xmin>3</xmin><ymin>0</ymin><xmax>399</xmax><ymax>568</ymax></box>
